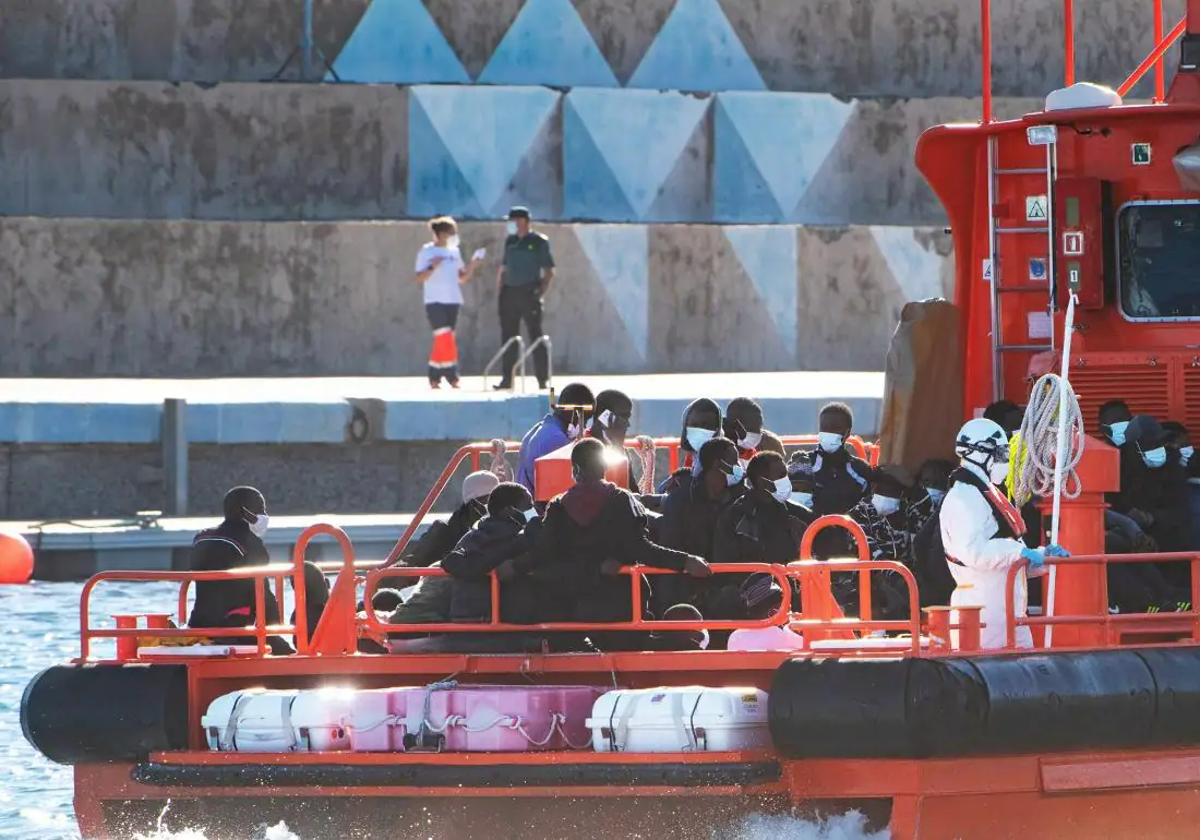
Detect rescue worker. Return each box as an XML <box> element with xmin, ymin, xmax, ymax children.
<box><xmin>414</xmin><ymin>215</ymin><xmax>483</xmax><ymax>389</ymax></box>
<box><xmin>941</xmin><ymin>418</ymin><xmax>1069</xmax><ymax>650</ymax></box>
<box><xmin>515</xmin><ymin>382</ymin><xmax>594</xmax><ymax>492</ymax></box>
<box><xmin>723</xmin><ymin>397</ymin><xmax>765</xmax><ymax>463</ymax></box>
<box><xmin>495</xmin><ymin>206</ymin><xmax>554</xmax><ymax>390</ymax></box>
<box><xmin>503</xmin><ymin>438</ymin><xmax>709</xmax><ymax>634</ymax></box>
<box><xmin>187</xmin><ymin>486</ymin><xmax>293</xmax><ymax>655</ymax></box>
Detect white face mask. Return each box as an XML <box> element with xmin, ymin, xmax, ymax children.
<box><xmin>988</xmin><ymin>459</ymin><xmax>1010</xmax><ymax>485</ymax></box>
<box><xmin>523</xmin><ymin>507</ymin><xmax>538</xmax><ymax>522</ymax></box>
<box><xmin>506</xmin><ymin>221</ymin><xmax>518</xmax><ymax>236</ymax></box>
<box><xmin>1181</xmin><ymin>446</ymin><xmax>1194</xmax><ymax>467</ymax></box>
<box><xmin>770</xmin><ymin>476</ymin><xmax>792</xmax><ymax>503</ymax></box>
<box><xmin>817</xmin><ymin>432</ymin><xmax>845</xmax><ymax>453</ymax></box>
<box><xmin>249</xmin><ymin>513</ymin><xmax>270</xmax><ymax>538</ymax></box>
<box><xmin>686</xmin><ymin>426</ymin><xmax>716</xmax><ymax>452</ymax></box>
<box><xmin>791</xmin><ymin>491</ymin><xmax>814</xmax><ymax>508</ymax></box>
<box><xmin>871</xmin><ymin>495</ymin><xmax>901</xmax><ymax>517</ymax></box>
<box><xmin>447</xmin><ymin>234</ymin><xmax>460</xmax><ymax>249</ymax></box>
<box><xmin>739</xmin><ymin>431</ymin><xmax>763</xmax><ymax>451</ymax></box>
<box><xmin>567</xmin><ymin>422</ymin><xmax>582</xmax><ymax>440</ymax></box>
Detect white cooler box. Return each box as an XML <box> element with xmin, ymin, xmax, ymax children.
<box><xmin>587</xmin><ymin>687</ymin><xmax>771</xmax><ymax>753</ymax></box>
<box><xmin>202</xmin><ymin>688</ymin><xmax>356</xmax><ymax>752</ymax></box>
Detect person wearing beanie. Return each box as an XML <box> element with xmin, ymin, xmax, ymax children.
<box><xmin>656</xmin><ymin>398</ymin><xmax>725</xmax><ymax>495</ymax></box>
<box><xmin>187</xmin><ymin>485</ymin><xmax>293</xmax><ymax>654</ymax></box>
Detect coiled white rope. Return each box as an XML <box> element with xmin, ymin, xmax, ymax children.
<box><xmin>1012</xmin><ymin>372</ymin><xmax>1085</xmax><ymax>509</ymax></box>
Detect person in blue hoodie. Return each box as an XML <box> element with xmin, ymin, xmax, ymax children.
<box><xmin>442</xmin><ymin>482</ymin><xmax>541</xmax><ymax>624</ymax></box>
<box><xmin>515</xmin><ymin>382</ymin><xmax>594</xmax><ymax>493</ymax></box>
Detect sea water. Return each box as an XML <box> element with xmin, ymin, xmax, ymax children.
<box><xmin>0</xmin><ymin>581</ymin><xmax>886</xmax><ymax>840</ymax></box>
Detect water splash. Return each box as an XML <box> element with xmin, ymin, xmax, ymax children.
<box><xmin>724</xmin><ymin>810</ymin><xmax>889</xmax><ymax>840</ymax></box>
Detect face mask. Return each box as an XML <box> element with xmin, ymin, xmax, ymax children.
<box><xmin>1106</xmin><ymin>421</ymin><xmax>1130</xmax><ymax>447</ymax></box>
<box><xmin>770</xmin><ymin>476</ymin><xmax>792</xmax><ymax>503</ymax></box>
<box><xmin>739</xmin><ymin>431</ymin><xmax>762</xmax><ymax>451</ymax></box>
<box><xmin>1143</xmin><ymin>447</ymin><xmax>1167</xmax><ymax>469</ymax></box>
<box><xmin>792</xmin><ymin>491</ymin><xmax>814</xmax><ymax>508</ymax></box>
<box><xmin>686</xmin><ymin>426</ymin><xmax>715</xmax><ymax>452</ymax></box>
<box><xmin>566</xmin><ymin>415</ymin><xmax>583</xmax><ymax>440</ymax></box>
<box><xmin>988</xmin><ymin>459</ymin><xmax>1010</xmax><ymax>485</ymax></box>
<box><xmin>506</xmin><ymin>221</ymin><xmax>518</xmax><ymax>236</ymax></box>
<box><xmin>871</xmin><ymin>495</ymin><xmax>901</xmax><ymax>517</ymax></box>
<box><xmin>523</xmin><ymin>507</ymin><xmax>538</xmax><ymax>522</ymax></box>
<box><xmin>726</xmin><ymin>463</ymin><xmax>745</xmax><ymax>487</ymax></box>
<box><xmin>818</xmin><ymin>432</ymin><xmax>845</xmax><ymax>453</ymax></box>
<box><xmin>925</xmin><ymin>487</ymin><xmax>946</xmax><ymax>504</ymax></box>
<box><xmin>249</xmin><ymin>513</ymin><xmax>270</xmax><ymax>538</ymax></box>
<box><xmin>1180</xmin><ymin>446</ymin><xmax>1194</xmax><ymax>467</ymax></box>
<box><xmin>448</xmin><ymin>234</ymin><xmax>460</xmax><ymax>249</ymax></box>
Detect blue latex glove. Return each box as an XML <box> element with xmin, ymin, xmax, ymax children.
<box><xmin>1045</xmin><ymin>544</ymin><xmax>1071</xmax><ymax>558</ymax></box>
<box><xmin>1020</xmin><ymin>547</ymin><xmax>1046</xmax><ymax>571</ymax></box>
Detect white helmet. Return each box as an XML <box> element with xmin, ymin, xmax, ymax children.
<box><xmin>955</xmin><ymin>417</ymin><xmax>1010</xmax><ymax>471</ymax></box>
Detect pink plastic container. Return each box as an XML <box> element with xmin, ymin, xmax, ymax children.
<box><xmin>349</xmin><ymin>684</ymin><xmax>604</xmax><ymax>753</ymax></box>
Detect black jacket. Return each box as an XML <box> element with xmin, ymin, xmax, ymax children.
<box><xmin>800</xmin><ymin>448</ymin><xmax>872</xmax><ymax>517</ymax></box>
<box><xmin>658</xmin><ymin>471</ymin><xmax>743</xmax><ymax>561</ymax></box>
<box><xmin>187</xmin><ymin>519</ymin><xmax>281</xmax><ymax>630</ymax></box>
<box><xmin>1109</xmin><ymin>446</ymin><xmax>1192</xmax><ymax>552</ymax></box>
<box><xmin>714</xmin><ymin>492</ymin><xmax>812</xmax><ymax>566</ymax></box>
<box><xmin>514</xmin><ymin>481</ymin><xmax>693</xmax><ymax>623</ymax></box>
<box><xmin>443</xmin><ymin>514</ymin><xmax>539</xmax><ymax>622</ymax></box>
<box><xmin>382</xmin><ymin>500</ymin><xmax>486</xmax><ymax>589</ymax></box>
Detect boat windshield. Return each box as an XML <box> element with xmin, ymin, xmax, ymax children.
<box><xmin>1118</xmin><ymin>201</ymin><xmax>1200</xmax><ymax>320</ymax></box>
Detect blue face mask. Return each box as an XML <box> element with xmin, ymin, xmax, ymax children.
<box><xmin>1182</xmin><ymin>446</ymin><xmax>1195</xmax><ymax>467</ymax></box>
<box><xmin>1106</xmin><ymin>421</ymin><xmax>1130</xmax><ymax>447</ymax></box>
<box><xmin>792</xmin><ymin>491</ymin><xmax>814</xmax><ymax>508</ymax></box>
<box><xmin>1143</xmin><ymin>446</ymin><xmax>1168</xmax><ymax>469</ymax></box>
<box><xmin>686</xmin><ymin>426</ymin><xmax>715</xmax><ymax>452</ymax></box>
<box><xmin>925</xmin><ymin>487</ymin><xmax>946</xmax><ymax>504</ymax></box>
<box><xmin>726</xmin><ymin>463</ymin><xmax>745</xmax><ymax>487</ymax></box>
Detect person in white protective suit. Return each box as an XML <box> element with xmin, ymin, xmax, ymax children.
<box><xmin>941</xmin><ymin>418</ymin><xmax>1070</xmax><ymax>649</ymax></box>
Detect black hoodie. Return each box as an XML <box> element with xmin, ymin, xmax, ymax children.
<box><xmin>443</xmin><ymin>512</ymin><xmax>539</xmax><ymax>622</ymax></box>
<box><xmin>514</xmin><ymin>480</ymin><xmax>693</xmax><ymax>623</ymax></box>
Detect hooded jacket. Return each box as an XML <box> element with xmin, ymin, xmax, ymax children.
<box><xmin>658</xmin><ymin>470</ymin><xmax>743</xmax><ymax>561</ymax></box>
<box><xmin>187</xmin><ymin>518</ymin><xmax>281</xmax><ymax>629</ymax></box>
<box><xmin>1108</xmin><ymin>445</ymin><xmax>1191</xmax><ymax>552</ymax></box>
<box><xmin>514</xmin><ymin>480</ymin><xmax>693</xmax><ymax>623</ymax></box>
<box><xmin>443</xmin><ymin>513</ymin><xmax>539</xmax><ymax>622</ymax></box>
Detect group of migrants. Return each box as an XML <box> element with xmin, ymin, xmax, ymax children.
<box><xmin>183</xmin><ymin>387</ymin><xmax>1196</xmax><ymax>654</ymax></box>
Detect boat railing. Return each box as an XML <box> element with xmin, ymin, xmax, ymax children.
<box><xmin>1004</xmin><ymin>551</ymin><xmax>1200</xmax><ymax>649</ymax></box>
<box><xmin>979</xmin><ymin>0</ymin><xmax>1186</xmax><ymax>122</ymax></box>
<box><xmin>382</xmin><ymin>435</ymin><xmax>879</xmax><ymax>568</ymax></box>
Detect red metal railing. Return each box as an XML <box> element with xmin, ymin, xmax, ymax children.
<box><xmin>1004</xmin><ymin>552</ymin><xmax>1200</xmax><ymax>648</ymax></box>
<box><xmin>381</xmin><ymin>435</ymin><xmax>878</xmax><ymax>570</ymax></box>
<box><xmin>978</xmin><ymin>0</ymin><xmax>1185</xmax><ymax>122</ymax></box>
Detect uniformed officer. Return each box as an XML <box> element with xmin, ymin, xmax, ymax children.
<box><xmin>495</xmin><ymin>206</ymin><xmax>554</xmax><ymax>390</ymax></box>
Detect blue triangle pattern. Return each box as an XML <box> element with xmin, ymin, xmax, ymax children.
<box><xmin>411</xmin><ymin>86</ymin><xmax>560</xmax><ymax>215</ymax></box>
<box><xmin>328</xmin><ymin>0</ymin><xmax>469</xmax><ymax>84</ymax></box>
<box><xmin>563</xmin><ymin>98</ymin><xmax>635</xmax><ymax>220</ymax></box>
<box><xmin>407</xmin><ymin>94</ymin><xmax>483</xmax><ymax>218</ymax></box>
<box><xmin>478</xmin><ymin>0</ymin><xmax>618</xmax><ymax>88</ymax></box>
<box><xmin>628</xmin><ymin>0</ymin><xmax>766</xmax><ymax>92</ymax></box>
<box><xmin>713</xmin><ymin>99</ymin><xmax>782</xmax><ymax>222</ymax></box>
<box><xmin>565</xmin><ymin>89</ymin><xmax>709</xmax><ymax>220</ymax></box>
<box><xmin>724</xmin><ymin>226</ymin><xmax>798</xmax><ymax>351</ymax></box>
<box><xmin>575</xmin><ymin>225</ymin><xmax>649</xmax><ymax>357</ymax></box>
<box><xmin>716</xmin><ymin>92</ymin><xmax>855</xmax><ymax>217</ymax></box>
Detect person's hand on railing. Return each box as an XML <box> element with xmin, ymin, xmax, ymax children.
<box><xmin>1020</xmin><ymin>547</ymin><xmax>1048</xmax><ymax>576</ymax></box>
<box><xmin>683</xmin><ymin>555</ymin><xmax>712</xmax><ymax>578</ymax></box>
<box><xmin>1045</xmin><ymin>544</ymin><xmax>1071</xmax><ymax>559</ymax></box>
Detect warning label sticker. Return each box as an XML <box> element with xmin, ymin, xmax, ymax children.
<box><xmin>1026</xmin><ymin>196</ymin><xmax>1048</xmax><ymax>221</ymax></box>
<box><xmin>982</xmin><ymin>258</ymin><xmax>993</xmax><ymax>282</ymax></box>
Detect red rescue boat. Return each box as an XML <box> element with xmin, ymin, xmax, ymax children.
<box><xmin>22</xmin><ymin>3</ymin><xmax>1200</xmax><ymax>838</ymax></box>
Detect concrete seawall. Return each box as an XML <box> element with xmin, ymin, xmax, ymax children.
<box><xmin>0</xmin><ymin>217</ymin><xmax>952</xmax><ymax>378</ymax></box>
<box><xmin>0</xmin><ymin>80</ymin><xmax>1038</xmax><ymax>225</ymax></box>
<box><xmin>0</xmin><ymin>0</ymin><xmax>1180</xmax><ymax>98</ymax></box>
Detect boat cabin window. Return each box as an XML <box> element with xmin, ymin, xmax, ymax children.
<box><xmin>1118</xmin><ymin>201</ymin><xmax>1200</xmax><ymax>320</ymax></box>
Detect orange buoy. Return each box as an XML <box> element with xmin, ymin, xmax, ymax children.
<box><xmin>0</xmin><ymin>531</ymin><xmax>34</xmax><ymax>584</ymax></box>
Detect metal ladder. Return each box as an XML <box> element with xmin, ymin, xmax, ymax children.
<box><xmin>985</xmin><ymin>128</ymin><xmax>1059</xmax><ymax>401</ymax></box>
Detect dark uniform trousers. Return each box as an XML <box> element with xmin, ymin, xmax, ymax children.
<box><xmin>499</xmin><ymin>285</ymin><xmax>549</xmax><ymax>386</ymax></box>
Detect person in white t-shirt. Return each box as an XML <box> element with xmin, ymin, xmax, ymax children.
<box><xmin>415</xmin><ymin>216</ymin><xmax>482</xmax><ymax>388</ymax></box>
<box><xmin>726</xmin><ymin>574</ymin><xmax>804</xmax><ymax>652</ymax></box>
